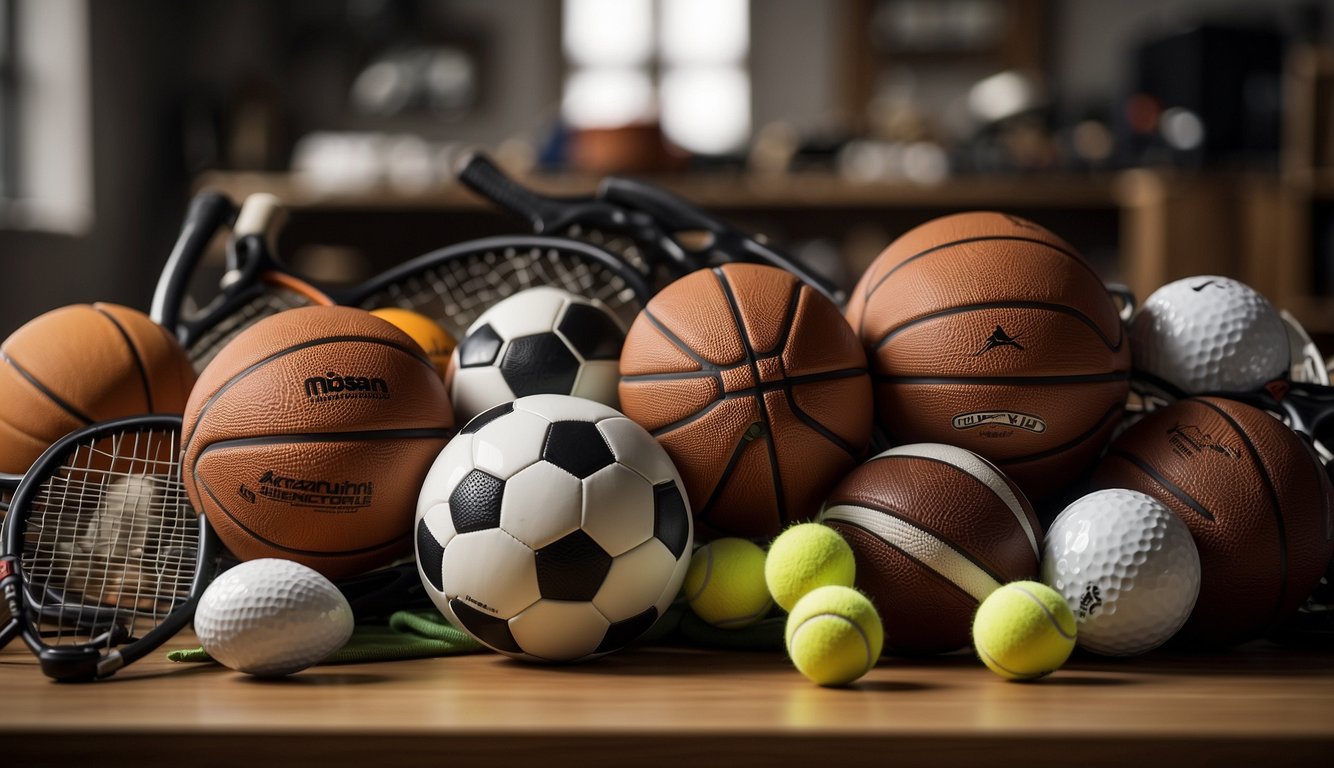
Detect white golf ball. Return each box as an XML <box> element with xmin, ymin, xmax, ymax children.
<box><xmin>194</xmin><ymin>558</ymin><xmax>354</xmax><ymax>677</ymax></box>
<box><xmin>1130</xmin><ymin>275</ymin><xmax>1288</xmax><ymax>394</ymax></box>
<box><xmin>1041</xmin><ymin>489</ymin><xmax>1200</xmax><ymax>656</ymax></box>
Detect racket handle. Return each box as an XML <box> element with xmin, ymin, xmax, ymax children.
<box><xmin>457</xmin><ymin>152</ymin><xmax>564</xmax><ymax>234</ymax></box>
<box><xmin>151</xmin><ymin>189</ymin><xmax>236</xmax><ymax>330</ymax></box>
<box><xmin>233</xmin><ymin>193</ymin><xmax>289</xmax><ymax>253</ymax></box>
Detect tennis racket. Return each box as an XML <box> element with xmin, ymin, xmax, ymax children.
<box><xmin>456</xmin><ymin>152</ymin><xmax>846</xmax><ymax>304</ymax></box>
<box><xmin>1</xmin><ymin>414</ymin><xmax>221</xmax><ymax>681</ymax></box>
<box><xmin>155</xmin><ymin>191</ymin><xmax>651</xmax><ymax>370</ymax></box>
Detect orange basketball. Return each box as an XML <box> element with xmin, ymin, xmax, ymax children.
<box><xmin>619</xmin><ymin>264</ymin><xmax>872</xmax><ymax>540</ymax></box>
<box><xmin>846</xmin><ymin>212</ymin><xmax>1130</xmax><ymax>499</ymax></box>
<box><xmin>0</xmin><ymin>303</ymin><xmax>195</xmax><ymax>474</ymax></box>
<box><xmin>1093</xmin><ymin>396</ymin><xmax>1334</xmax><ymax>645</ymax></box>
<box><xmin>181</xmin><ymin>306</ymin><xmax>453</xmax><ymax>579</ymax></box>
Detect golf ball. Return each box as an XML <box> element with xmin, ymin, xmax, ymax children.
<box><xmin>1041</xmin><ymin>489</ymin><xmax>1200</xmax><ymax>656</ymax></box>
<box><xmin>194</xmin><ymin>558</ymin><xmax>354</xmax><ymax>677</ymax></box>
<box><xmin>1130</xmin><ymin>275</ymin><xmax>1288</xmax><ymax>394</ymax></box>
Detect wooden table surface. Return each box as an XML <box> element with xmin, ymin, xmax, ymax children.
<box><xmin>3</xmin><ymin>633</ymin><xmax>1332</xmax><ymax>768</ymax></box>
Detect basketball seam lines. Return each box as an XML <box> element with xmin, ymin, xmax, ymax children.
<box><xmin>182</xmin><ymin>334</ymin><xmax>442</xmax><ymax>455</ymax></box>
<box><xmin>195</xmin><ymin>465</ymin><xmax>412</xmax><ymax>558</ymax></box>
<box><xmin>870</xmin><ymin>451</ymin><xmax>1039</xmax><ymax>557</ymax></box>
<box><xmin>875</xmin><ymin>372</ymin><xmax>1129</xmax><ymax>385</ymax></box>
<box><xmin>0</xmin><ymin>349</ymin><xmax>94</xmax><ymax>426</ymax></box>
<box><xmin>714</xmin><ymin>267</ymin><xmax>789</xmax><ymax>528</ymax></box>
<box><xmin>863</xmin><ymin>234</ymin><xmax>1092</xmax><ymax>301</ymax></box>
<box><xmin>824</xmin><ymin>516</ymin><xmax>994</xmax><ymax>606</ymax></box>
<box><xmin>93</xmin><ymin>305</ymin><xmax>156</xmax><ymax>413</ymax></box>
<box><xmin>994</xmin><ymin>402</ymin><xmax>1123</xmax><ymax>466</ymax></box>
<box><xmin>1194</xmin><ymin>398</ymin><xmax>1290</xmax><ymax>631</ymax></box>
<box><xmin>784</xmin><ymin>387</ymin><xmax>860</xmax><ymax>458</ymax></box>
<box><xmin>1104</xmin><ymin>449</ymin><xmax>1214</xmax><ymax>520</ymax></box>
<box><xmin>696</xmin><ymin>427</ymin><xmax>758</xmax><ymax>536</ymax></box>
<box><xmin>873</xmin><ymin>300</ymin><xmax>1124</xmax><ymax>352</ymax></box>
<box><xmin>641</xmin><ymin>309</ymin><xmax>714</xmax><ymax>368</ymax></box>
<box><xmin>198</xmin><ymin>428</ymin><xmax>452</xmax><ymax>451</ymax></box>
<box><xmin>822</xmin><ymin>500</ymin><xmax>1011</xmax><ymax>587</ymax></box>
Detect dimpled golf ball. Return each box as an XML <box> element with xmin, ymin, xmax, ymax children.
<box><xmin>1041</xmin><ymin>489</ymin><xmax>1200</xmax><ymax>656</ymax></box>
<box><xmin>1130</xmin><ymin>275</ymin><xmax>1288</xmax><ymax>394</ymax></box>
<box><xmin>194</xmin><ymin>558</ymin><xmax>354</xmax><ymax>677</ymax></box>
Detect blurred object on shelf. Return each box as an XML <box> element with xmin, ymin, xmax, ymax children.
<box><xmin>568</xmin><ymin>123</ymin><xmax>688</xmax><ymax>175</ymax></box>
<box><xmin>837</xmin><ymin>139</ymin><xmax>950</xmax><ymax>185</ymax></box>
<box><xmin>290</xmin><ymin>132</ymin><xmax>477</xmax><ymax>194</ymax></box>
<box><xmin>350</xmin><ymin>44</ymin><xmax>478</xmax><ymax>119</ymax></box>
<box><xmin>1124</xmin><ymin>22</ymin><xmax>1284</xmax><ymax>169</ymax></box>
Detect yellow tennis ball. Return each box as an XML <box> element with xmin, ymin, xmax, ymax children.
<box><xmin>972</xmin><ymin>581</ymin><xmax>1077</xmax><ymax>681</ymax></box>
<box><xmin>682</xmin><ymin>538</ymin><xmax>773</xmax><ymax>629</ymax></box>
<box><xmin>784</xmin><ymin>585</ymin><xmax>883</xmax><ymax>686</ymax></box>
<box><xmin>371</xmin><ymin>308</ymin><xmax>456</xmax><ymax>381</ymax></box>
<box><xmin>765</xmin><ymin>522</ymin><xmax>856</xmax><ymax>612</ymax></box>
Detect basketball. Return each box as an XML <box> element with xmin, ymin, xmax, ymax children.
<box><xmin>1092</xmin><ymin>396</ymin><xmax>1334</xmax><ymax>645</ymax></box>
<box><xmin>845</xmin><ymin>212</ymin><xmax>1130</xmax><ymax>499</ymax></box>
<box><xmin>181</xmin><ymin>306</ymin><xmax>454</xmax><ymax>579</ymax></box>
<box><xmin>0</xmin><ymin>303</ymin><xmax>195</xmax><ymax>474</ymax></box>
<box><xmin>618</xmin><ymin>263</ymin><xmax>872</xmax><ymax>541</ymax></box>
<box><xmin>819</xmin><ymin>443</ymin><xmax>1043</xmax><ymax>655</ymax></box>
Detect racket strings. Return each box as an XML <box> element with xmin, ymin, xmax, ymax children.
<box><xmin>187</xmin><ymin>286</ymin><xmax>317</xmax><ymax>370</ymax></box>
<box><xmin>20</xmin><ymin>427</ymin><xmax>197</xmax><ymax>650</ymax></box>
<box><xmin>357</xmin><ymin>244</ymin><xmax>643</xmax><ymax>337</ymax></box>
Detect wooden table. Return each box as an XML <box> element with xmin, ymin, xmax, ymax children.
<box><xmin>3</xmin><ymin>634</ymin><xmax>1332</xmax><ymax>767</ymax></box>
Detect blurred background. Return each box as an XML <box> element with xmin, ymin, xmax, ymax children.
<box><xmin>1</xmin><ymin>0</ymin><xmax>1332</xmax><ymax>343</ymax></box>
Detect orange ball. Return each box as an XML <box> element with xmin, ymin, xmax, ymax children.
<box><xmin>371</xmin><ymin>308</ymin><xmax>456</xmax><ymax>381</ymax></box>
<box><xmin>0</xmin><ymin>303</ymin><xmax>195</xmax><ymax>473</ymax></box>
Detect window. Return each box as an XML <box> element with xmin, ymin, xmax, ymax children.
<box><xmin>562</xmin><ymin>0</ymin><xmax>750</xmax><ymax>156</ymax></box>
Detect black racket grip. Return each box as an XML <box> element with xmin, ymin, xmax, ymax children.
<box><xmin>598</xmin><ymin>177</ymin><xmax>724</xmax><ymax>236</ymax></box>
<box><xmin>151</xmin><ymin>189</ymin><xmax>236</xmax><ymax>330</ymax></box>
<box><xmin>457</xmin><ymin>152</ymin><xmax>566</xmax><ymax>234</ymax></box>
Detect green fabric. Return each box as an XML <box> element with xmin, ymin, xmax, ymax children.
<box><xmin>168</xmin><ymin>608</ymin><xmax>483</xmax><ymax>666</ymax></box>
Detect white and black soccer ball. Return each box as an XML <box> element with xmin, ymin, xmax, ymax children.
<box><xmin>447</xmin><ymin>287</ymin><xmax>625</xmax><ymax>423</ymax></box>
<box><xmin>415</xmin><ymin>394</ymin><xmax>693</xmax><ymax>662</ymax></box>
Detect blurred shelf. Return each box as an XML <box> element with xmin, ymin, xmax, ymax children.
<box><xmin>195</xmin><ymin>170</ymin><xmax>1121</xmax><ymax>211</ymax></box>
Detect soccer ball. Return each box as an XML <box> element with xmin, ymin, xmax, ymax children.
<box><xmin>447</xmin><ymin>287</ymin><xmax>625</xmax><ymax>423</ymax></box>
<box><xmin>415</xmin><ymin>394</ymin><xmax>693</xmax><ymax>662</ymax></box>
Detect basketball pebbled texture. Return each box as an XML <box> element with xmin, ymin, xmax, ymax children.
<box><xmin>845</xmin><ymin>212</ymin><xmax>1130</xmax><ymax>499</ymax></box>
<box><xmin>1093</xmin><ymin>396</ymin><xmax>1334</xmax><ymax>645</ymax></box>
<box><xmin>182</xmin><ymin>306</ymin><xmax>453</xmax><ymax>579</ymax></box>
<box><xmin>619</xmin><ymin>264</ymin><xmax>872</xmax><ymax>541</ymax></box>
<box><xmin>0</xmin><ymin>303</ymin><xmax>196</xmax><ymax>473</ymax></box>
<box><xmin>819</xmin><ymin>443</ymin><xmax>1043</xmax><ymax>655</ymax></box>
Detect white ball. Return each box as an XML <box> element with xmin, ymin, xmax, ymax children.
<box><xmin>449</xmin><ymin>287</ymin><xmax>626</xmax><ymax>423</ymax></box>
<box><xmin>1130</xmin><ymin>275</ymin><xmax>1288</xmax><ymax>394</ymax></box>
<box><xmin>194</xmin><ymin>558</ymin><xmax>354</xmax><ymax>677</ymax></box>
<box><xmin>1041</xmin><ymin>489</ymin><xmax>1200</xmax><ymax>656</ymax></box>
<box><xmin>415</xmin><ymin>394</ymin><xmax>693</xmax><ymax>662</ymax></box>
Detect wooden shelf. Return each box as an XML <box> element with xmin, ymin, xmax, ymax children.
<box><xmin>2</xmin><ymin>635</ymin><xmax>1332</xmax><ymax>767</ymax></box>
<box><xmin>195</xmin><ymin>170</ymin><xmax>1120</xmax><ymax>212</ymax></box>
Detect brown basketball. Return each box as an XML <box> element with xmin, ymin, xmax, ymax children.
<box><xmin>181</xmin><ymin>306</ymin><xmax>453</xmax><ymax>579</ymax></box>
<box><xmin>0</xmin><ymin>303</ymin><xmax>195</xmax><ymax>474</ymax></box>
<box><xmin>618</xmin><ymin>264</ymin><xmax>871</xmax><ymax>540</ymax></box>
<box><xmin>846</xmin><ymin>212</ymin><xmax>1130</xmax><ymax>499</ymax></box>
<box><xmin>1093</xmin><ymin>396</ymin><xmax>1334</xmax><ymax>645</ymax></box>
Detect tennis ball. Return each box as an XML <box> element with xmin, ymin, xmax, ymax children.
<box><xmin>765</xmin><ymin>522</ymin><xmax>856</xmax><ymax>611</ymax></box>
<box><xmin>785</xmin><ymin>585</ymin><xmax>883</xmax><ymax>686</ymax></box>
<box><xmin>371</xmin><ymin>308</ymin><xmax>456</xmax><ymax>381</ymax></box>
<box><xmin>683</xmin><ymin>538</ymin><xmax>773</xmax><ymax>629</ymax></box>
<box><xmin>972</xmin><ymin>580</ymin><xmax>1077</xmax><ymax>681</ymax></box>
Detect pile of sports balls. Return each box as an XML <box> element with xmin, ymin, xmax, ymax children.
<box><xmin>2</xmin><ymin>191</ymin><xmax>1330</xmax><ymax>687</ymax></box>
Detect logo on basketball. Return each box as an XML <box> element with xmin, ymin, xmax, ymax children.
<box><xmin>1167</xmin><ymin>423</ymin><xmax>1241</xmax><ymax>461</ymax></box>
<box><xmin>303</xmin><ymin>372</ymin><xmax>390</xmax><ymax>402</ymax></box>
<box><xmin>256</xmin><ymin>469</ymin><xmax>375</xmax><ymax>511</ymax></box>
<box><xmin>952</xmin><ymin>411</ymin><xmax>1047</xmax><ymax>434</ymax></box>
<box><xmin>974</xmin><ymin>325</ymin><xmax>1025</xmax><ymax>356</ymax></box>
